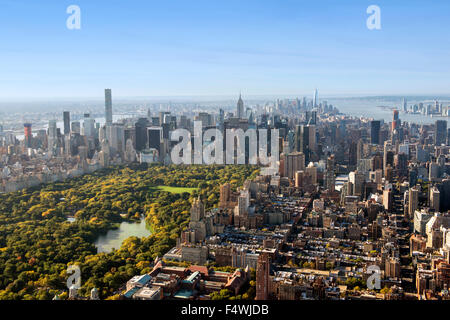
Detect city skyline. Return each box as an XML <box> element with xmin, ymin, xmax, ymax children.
<box><xmin>1</xmin><ymin>0</ymin><xmax>450</xmax><ymax>99</ymax></box>
<box><xmin>0</xmin><ymin>0</ymin><xmax>450</xmax><ymax>305</ymax></box>
<box><xmin>0</xmin><ymin>84</ymin><xmax>449</xmax><ymax>302</ymax></box>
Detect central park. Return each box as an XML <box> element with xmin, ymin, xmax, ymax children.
<box><xmin>0</xmin><ymin>164</ymin><xmax>259</xmax><ymax>300</ymax></box>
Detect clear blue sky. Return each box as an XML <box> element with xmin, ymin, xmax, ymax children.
<box><xmin>0</xmin><ymin>0</ymin><xmax>449</xmax><ymax>99</ymax></box>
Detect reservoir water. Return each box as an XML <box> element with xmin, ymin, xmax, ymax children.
<box><xmin>94</xmin><ymin>218</ymin><xmax>151</xmax><ymax>253</ymax></box>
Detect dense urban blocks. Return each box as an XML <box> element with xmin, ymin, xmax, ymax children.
<box><xmin>1</xmin><ymin>90</ymin><xmax>450</xmax><ymax>301</ymax></box>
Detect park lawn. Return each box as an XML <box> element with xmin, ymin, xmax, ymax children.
<box><xmin>155</xmin><ymin>186</ymin><xmax>198</xmax><ymax>194</ymax></box>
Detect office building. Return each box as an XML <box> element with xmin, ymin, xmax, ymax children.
<box><xmin>284</xmin><ymin>152</ymin><xmax>305</xmax><ymax>180</ymax></box>
<box><xmin>370</xmin><ymin>120</ymin><xmax>381</xmax><ymax>145</ymax></box>
<box><xmin>435</xmin><ymin>120</ymin><xmax>447</xmax><ymax>146</ymax></box>
<box><xmin>63</xmin><ymin>111</ymin><xmax>70</xmax><ymax>135</ymax></box>
<box><xmin>148</xmin><ymin>127</ymin><xmax>163</xmax><ymax>151</ymax></box>
<box><xmin>237</xmin><ymin>94</ymin><xmax>244</xmax><ymax>119</ymax></box>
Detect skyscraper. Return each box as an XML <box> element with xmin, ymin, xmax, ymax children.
<box><xmin>106</xmin><ymin>123</ymin><xmax>125</xmax><ymax>155</ymax></box>
<box><xmin>392</xmin><ymin>110</ymin><xmax>400</xmax><ymax>132</ymax></box>
<box><xmin>158</xmin><ymin>111</ymin><xmax>170</xmax><ymax>126</ymax></box>
<box><xmin>430</xmin><ymin>187</ymin><xmax>440</xmax><ymax>212</ymax></box>
<box><xmin>325</xmin><ymin>155</ymin><xmax>336</xmax><ymax>191</ymax></box>
<box><xmin>219</xmin><ymin>183</ymin><xmax>231</xmax><ymax>208</ymax></box>
<box><xmin>313</xmin><ymin>89</ymin><xmax>318</xmax><ymax>107</ymax></box>
<box><xmin>148</xmin><ymin>127</ymin><xmax>163</xmax><ymax>150</ymax></box>
<box><xmin>218</xmin><ymin>108</ymin><xmax>225</xmax><ymax>129</ymax></box>
<box><xmin>47</xmin><ymin>120</ymin><xmax>57</xmax><ymax>155</ymax></box>
<box><xmin>308</xmin><ymin>125</ymin><xmax>317</xmax><ymax>155</ymax></box>
<box><xmin>408</xmin><ymin>187</ymin><xmax>419</xmax><ymax>219</ymax></box>
<box><xmin>237</xmin><ymin>93</ymin><xmax>244</xmax><ymax>119</ymax></box>
<box><xmin>135</xmin><ymin>118</ymin><xmax>150</xmax><ymax>151</ymax></box>
<box><xmin>296</xmin><ymin>97</ymin><xmax>301</xmax><ymax>112</ymax></box>
<box><xmin>63</xmin><ymin>111</ymin><xmax>70</xmax><ymax>135</ymax></box>
<box><xmin>447</xmin><ymin>128</ymin><xmax>450</xmax><ymax>146</ymax></box>
<box><xmin>24</xmin><ymin>123</ymin><xmax>32</xmax><ymax>148</ymax></box>
<box><xmin>435</xmin><ymin>120</ymin><xmax>447</xmax><ymax>146</ymax></box>
<box><xmin>383</xmin><ymin>189</ymin><xmax>393</xmax><ymax>211</ymax></box>
<box><xmin>83</xmin><ymin>118</ymin><xmax>96</xmax><ymax>138</ymax></box>
<box><xmin>306</xmin><ymin>111</ymin><xmax>317</xmax><ymax>125</ymax></box>
<box><xmin>295</xmin><ymin>125</ymin><xmax>310</xmax><ymax>163</ymax></box>
<box><xmin>105</xmin><ymin>89</ymin><xmax>113</xmax><ymax>124</ymax></box>
<box><xmin>256</xmin><ymin>253</ymin><xmax>270</xmax><ymax>300</ymax></box>
<box><xmin>394</xmin><ymin>153</ymin><xmax>408</xmax><ymax>177</ymax></box>
<box><xmin>370</xmin><ymin>120</ymin><xmax>381</xmax><ymax>145</ymax></box>
<box><xmin>384</xmin><ymin>143</ymin><xmax>394</xmax><ymax>175</ymax></box>
<box><xmin>71</xmin><ymin>121</ymin><xmax>81</xmax><ymax>135</ymax></box>
<box><xmin>284</xmin><ymin>152</ymin><xmax>305</xmax><ymax>179</ymax></box>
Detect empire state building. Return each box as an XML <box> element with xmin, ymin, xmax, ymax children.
<box><xmin>237</xmin><ymin>93</ymin><xmax>244</xmax><ymax>119</ymax></box>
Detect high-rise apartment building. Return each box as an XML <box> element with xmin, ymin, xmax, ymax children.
<box><xmin>47</xmin><ymin>120</ymin><xmax>58</xmax><ymax>155</ymax></box>
<box><xmin>83</xmin><ymin>118</ymin><xmax>96</xmax><ymax>138</ymax></box>
<box><xmin>256</xmin><ymin>253</ymin><xmax>270</xmax><ymax>300</ymax></box>
<box><xmin>383</xmin><ymin>189</ymin><xmax>393</xmax><ymax>211</ymax></box>
<box><xmin>313</xmin><ymin>89</ymin><xmax>318</xmax><ymax>107</ymax></box>
<box><xmin>105</xmin><ymin>89</ymin><xmax>113</xmax><ymax>124</ymax></box>
<box><xmin>430</xmin><ymin>187</ymin><xmax>440</xmax><ymax>212</ymax></box>
<box><xmin>408</xmin><ymin>187</ymin><xmax>419</xmax><ymax>219</ymax></box>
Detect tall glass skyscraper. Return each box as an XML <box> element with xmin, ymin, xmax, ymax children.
<box><xmin>435</xmin><ymin>120</ymin><xmax>447</xmax><ymax>146</ymax></box>
<box><xmin>370</xmin><ymin>120</ymin><xmax>381</xmax><ymax>145</ymax></box>
<box><xmin>63</xmin><ymin>111</ymin><xmax>70</xmax><ymax>135</ymax></box>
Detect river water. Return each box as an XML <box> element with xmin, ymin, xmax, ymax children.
<box><xmin>326</xmin><ymin>96</ymin><xmax>450</xmax><ymax>124</ymax></box>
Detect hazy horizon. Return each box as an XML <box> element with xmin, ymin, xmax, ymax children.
<box><xmin>2</xmin><ymin>93</ymin><xmax>450</xmax><ymax>104</ymax></box>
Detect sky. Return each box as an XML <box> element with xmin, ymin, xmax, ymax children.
<box><xmin>0</xmin><ymin>0</ymin><xmax>450</xmax><ymax>100</ymax></box>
